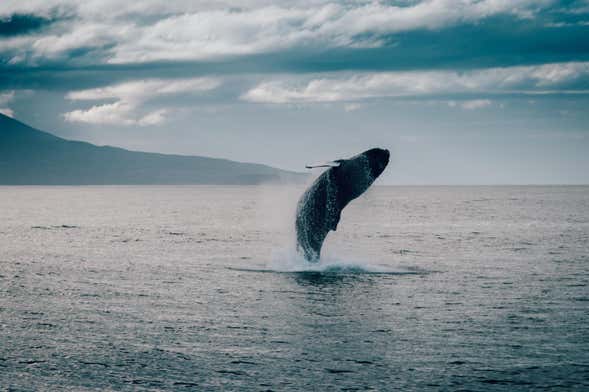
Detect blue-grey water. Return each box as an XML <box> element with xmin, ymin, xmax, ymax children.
<box><xmin>1</xmin><ymin>185</ymin><xmax>588</xmax><ymax>391</ymax></box>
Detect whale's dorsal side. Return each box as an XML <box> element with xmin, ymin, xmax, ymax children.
<box><xmin>295</xmin><ymin>148</ymin><xmax>390</xmax><ymax>262</ymax></box>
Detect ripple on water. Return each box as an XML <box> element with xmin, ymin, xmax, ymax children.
<box><xmin>1</xmin><ymin>186</ymin><xmax>588</xmax><ymax>391</ymax></box>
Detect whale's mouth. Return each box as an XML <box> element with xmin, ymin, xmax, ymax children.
<box><xmin>379</xmin><ymin>149</ymin><xmax>390</xmax><ymax>171</ymax></box>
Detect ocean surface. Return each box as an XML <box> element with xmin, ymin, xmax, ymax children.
<box><xmin>1</xmin><ymin>185</ymin><xmax>588</xmax><ymax>391</ymax></box>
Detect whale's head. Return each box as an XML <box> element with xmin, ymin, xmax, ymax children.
<box><xmin>363</xmin><ymin>148</ymin><xmax>390</xmax><ymax>180</ymax></box>
<box><xmin>334</xmin><ymin>148</ymin><xmax>390</xmax><ymax>202</ymax></box>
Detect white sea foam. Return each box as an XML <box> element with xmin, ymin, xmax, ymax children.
<box><xmin>262</xmin><ymin>247</ymin><xmax>423</xmax><ymax>274</ymax></box>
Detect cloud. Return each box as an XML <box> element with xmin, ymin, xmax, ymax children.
<box><xmin>0</xmin><ymin>0</ymin><xmax>555</xmax><ymax>64</ymax></box>
<box><xmin>0</xmin><ymin>13</ymin><xmax>54</xmax><ymax>36</ymax></box>
<box><xmin>448</xmin><ymin>99</ymin><xmax>493</xmax><ymax>109</ymax></box>
<box><xmin>66</xmin><ymin>78</ymin><xmax>220</xmax><ymax>101</ymax></box>
<box><xmin>242</xmin><ymin>62</ymin><xmax>589</xmax><ymax>103</ymax></box>
<box><xmin>344</xmin><ymin>103</ymin><xmax>362</xmax><ymax>112</ymax></box>
<box><xmin>64</xmin><ymin>77</ymin><xmax>220</xmax><ymax>125</ymax></box>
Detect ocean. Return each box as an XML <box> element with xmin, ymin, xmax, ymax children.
<box><xmin>1</xmin><ymin>185</ymin><xmax>588</xmax><ymax>391</ymax></box>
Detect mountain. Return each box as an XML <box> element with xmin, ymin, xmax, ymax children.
<box><xmin>0</xmin><ymin>114</ymin><xmax>305</xmax><ymax>185</ymax></box>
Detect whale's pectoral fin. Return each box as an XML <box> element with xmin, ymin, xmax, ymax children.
<box><xmin>305</xmin><ymin>159</ymin><xmax>344</xmax><ymax>169</ymax></box>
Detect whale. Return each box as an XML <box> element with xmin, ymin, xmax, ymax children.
<box><xmin>295</xmin><ymin>148</ymin><xmax>390</xmax><ymax>262</ymax></box>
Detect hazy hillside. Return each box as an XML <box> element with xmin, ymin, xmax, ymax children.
<box><xmin>0</xmin><ymin>114</ymin><xmax>305</xmax><ymax>185</ymax></box>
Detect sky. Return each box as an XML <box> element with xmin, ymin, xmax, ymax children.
<box><xmin>1</xmin><ymin>0</ymin><xmax>589</xmax><ymax>184</ymax></box>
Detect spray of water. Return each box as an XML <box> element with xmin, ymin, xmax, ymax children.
<box><xmin>267</xmin><ymin>247</ymin><xmax>421</xmax><ymax>274</ymax></box>
<box><xmin>246</xmin><ymin>174</ymin><xmax>420</xmax><ymax>275</ymax></box>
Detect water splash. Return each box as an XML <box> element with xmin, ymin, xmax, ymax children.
<box><xmin>259</xmin><ymin>247</ymin><xmax>425</xmax><ymax>274</ymax></box>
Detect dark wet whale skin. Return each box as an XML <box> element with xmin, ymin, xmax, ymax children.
<box><xmin>295</xmin><ymin>148</ymin><xmax>390</xmax><ymax>262</ymax></box>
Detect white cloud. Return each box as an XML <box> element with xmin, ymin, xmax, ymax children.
<box><xmin>137</xmin><ymin>109</ymin><xmax>168</xmax><ymax>126</ymax></box>
<box><xmin>0</xmin><ymin>0</ymin><xmax>553</xmax><ymax>64</ymax></box>
<box><xmin>64</xmin><ymin>101</ymin><xmax>137</xmax><ymax>125</ymax></box>
<box><xmin>30</xmin><ymin>23</ymin><xmax>127</xmax><ymax>61</ymax></box>
<box><xmin>64</xmin><ymin>77</ymin><xmax>220</xmax><ymax>125</ymax></box>
<box><xmin>107</xmin><ymin>1</ymin><xmax>556</xmax><ymax>63</ymax></box>
<box><xmin>242</xmin><ymin>62</ymin><xmax>589</xmax><ymax>103</ymax></box>
<box><xmin>344</xmin><ymin>103</ymin><xmax>362</xmax><ymax>112</ymax></box>
<box><xmin>66</xmin><ymin>78</ymin><xmax>220</xmax><ymax>101</ymax></box>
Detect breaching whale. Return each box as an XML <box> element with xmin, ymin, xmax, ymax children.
<box><xmin>295</xmin><ymin>148</ymin><xmax>390</xmax><ymax>262</ymax></box>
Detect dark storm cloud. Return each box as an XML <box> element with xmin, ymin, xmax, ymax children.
<box><xmin>0</xmin><ymin>14</ymin><xmax>54</xmax><ymax>37</ymax></box>
<box><xmin>1</xmin><ymin>10</ymin><xmax>588</xmax><ymax>92</ymax></box>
